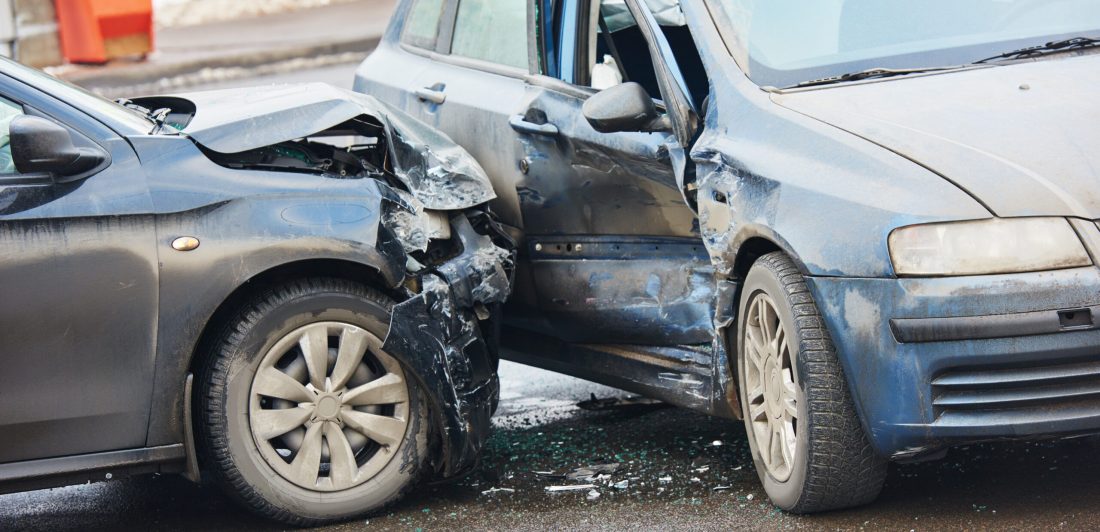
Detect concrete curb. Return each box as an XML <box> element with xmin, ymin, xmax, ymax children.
<box><xmin>59</xmin><ymin>36</ymin><xmax>379</xmax><ymax>90</ymax></box>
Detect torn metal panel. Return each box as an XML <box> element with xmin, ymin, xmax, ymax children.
<box><xmin>132</xmin><ymin>83</ymin><xmax>496</xmax><ymax>210</ymax></box>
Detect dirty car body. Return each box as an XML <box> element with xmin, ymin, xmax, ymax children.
<box><xmin>358</xmin><ymin>0</ymin><xmax>1100</xmax><ymax>511</ymax></box>
<box><xmin>0</xmin><ymin>58</ymin><xmax>513</xmax><ymax>510</ymax></box>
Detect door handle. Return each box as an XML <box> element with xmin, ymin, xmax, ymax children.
<box><xmin>415</xmin><ymin>86</ymin><xmax>446</xmax><ymax>104</ymax></box>
<box><xmin>509</xmin><ymin>114</ymin><xmax>559</xmax><ymax>137</ymax></box>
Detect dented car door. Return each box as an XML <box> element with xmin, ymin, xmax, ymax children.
<box><xmin>512</xmin><ymin>0</ymin><xmax>711</xmax><ymax>345</ymax></box>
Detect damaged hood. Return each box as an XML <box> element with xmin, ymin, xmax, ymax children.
<box><xmin>771</xmin><ymin>54</ymin><xmax>1100</xmax><ymax>219</ymax></box>
<box><xmin>171</xmin><ymin>83</ymin><xmax>495</xmax><ymax>210</ymax></box>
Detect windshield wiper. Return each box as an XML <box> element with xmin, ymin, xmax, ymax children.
<box><xmin>792</xmin><ymin>65</ymin><xmax>968</xmax><ymax>89</ymax></box>
<box><xmin>975</xmin><ymin>36</ymin><xmax>1100</xmax><ymax>64</ymax></box>
<box><xmin>116</xmin><ymin>97</ymin><xmax>173</xmax><ymax>134</ymax></box>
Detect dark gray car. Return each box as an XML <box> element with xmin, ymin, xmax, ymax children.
<box><xmin>0</xmin><ymin>59</ymin><xmax>514</xmax><ymax>525</ymax></box>
<box><xmin>356</xmin><ymin>0</ymin><xmax>1100</xmax><ymax>513</ymax></box>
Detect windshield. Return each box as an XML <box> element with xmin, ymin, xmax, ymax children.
<box><xmin>710</xmin><ymin>0</ymin><xmax>1100</xmax><ymax>88</ymax></box>
<box><xmin>1</xmin><ymin>57</ymin><xmax>155</xmax><ymax>133</ymax></box>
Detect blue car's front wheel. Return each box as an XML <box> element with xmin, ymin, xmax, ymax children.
<box><xmin>736</xmin><ymin>252</ymin><xmax>887</xmax><ymax>513</ymax></box>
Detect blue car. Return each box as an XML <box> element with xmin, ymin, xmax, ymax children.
<box><xmin>356</xmin><ymin>0</ymin><xmax>1100</xmax><ymax>512</ymax></box>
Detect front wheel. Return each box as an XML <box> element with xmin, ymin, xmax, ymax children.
<box><xmin>195</xmin><ymin>278</ymin><xmax>431</xmax><ymax>526</ymax></box>
<box><xmin>736</xmin><ymin>252</ymin><xmax>887</xmax><ymax>513</ymax></box>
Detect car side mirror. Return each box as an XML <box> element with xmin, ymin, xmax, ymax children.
<box><xmin>582</xmin><ymin>82</ymin><xmax>671</xmax><ymax>134</ymax></box>
<box><xmin>10</xmin><ymin>115</ymin><xmax>107</xmax><ymax>182</ymax></box>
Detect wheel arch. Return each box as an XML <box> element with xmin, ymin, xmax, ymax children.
<box><xmin>714</xmin><ymin>232</ymin><xmax>809</xmax><ymax>420</ymax></box>
<box><xmin>187</xmin><ymin>258</ymin><xmax>401</xmax><ymax>377</ymax></box>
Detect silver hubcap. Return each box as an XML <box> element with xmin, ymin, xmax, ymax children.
<box><xmin>249</xmin><ymin>321</ymin><xmax>410</xmax><ymax>492</ymax></box>
<box><xmin>744</xmin><ymin>293</ymin><xmax>799</xmax><ymax>481</ymax></box>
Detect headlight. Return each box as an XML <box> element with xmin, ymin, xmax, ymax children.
<box><xmin>889</xmin><ymin>218</ymin><xmax>1092</xmax><ymax>276</ymax></box>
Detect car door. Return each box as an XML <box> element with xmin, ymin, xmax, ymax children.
<box><xmin>353</xmin><ymin>0</ymin><xmax>449</xmax><ymax>119</ymax></box>
<box><xmin>0</xmin><ymin>75</ymin><xmax>159</xmax><ymax>463</ymax></box>
<box><xmin>363</xmin><ymin>0</ymin><xmax>541</xmax><ymax>325</ymax></box>
<box><xmin>513</xmin><ymin>0</ymin><xmax>712</xmax><ymax>345</ymax></box>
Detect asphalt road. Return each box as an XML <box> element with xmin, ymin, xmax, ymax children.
<box><xmin>5</xmin><ymin>63</ymin><xmax>1100</xmax><ymax>531</ymax></box>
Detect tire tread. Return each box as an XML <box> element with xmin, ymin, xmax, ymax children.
<box><xmin>753</xmin><ymin>252</ymin><xmax>888</xmax><ymax>513</ymax></box>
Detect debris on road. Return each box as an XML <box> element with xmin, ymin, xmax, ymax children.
<box><xmin>480</xmin><ymin>487</ymin><xmax>515</xmax><ymax>496</ymax></box>
<box><xmin>587</xmin><ymin>490</ymin><xmax>601</xmax><ymax>501</ymax></box>
<box><xmin>565</xmin><ymin>463</ymin><xmax>621</xmax><ymax>481</ymax></box>
<box><xmin>546</xmin><ymin>484</ymin><xmax>599</xmax><ymax>492</ymax></box>
<box><xmin>612</xmin><ymin>480</ymin><xmax>629</xmax><ymax>490</ymax></box>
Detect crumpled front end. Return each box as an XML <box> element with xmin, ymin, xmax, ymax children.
<box><xmin>381</xmin><ymin>211</ymin><xmax>514</xmax><ymax>475</ymax></box>
<box><xmin>138</xmin><ymin>83</ymin><xmax>517</xmax><ymax>479</ymax></box>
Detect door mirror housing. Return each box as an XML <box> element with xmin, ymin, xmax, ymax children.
<box><xmin>582</xmin><ymin>82</ymin><xmax>671</xmax><ymax>134</ymax></box>
<box><xmin>10</xmin><ymin>115</ymin><xmax>107</xmax><ymax>182</ymax></box>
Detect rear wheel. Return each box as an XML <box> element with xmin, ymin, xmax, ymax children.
<box><xmin>195</xmin><ymin>278</ymin><xmax>430</xmax><ymax>526</ymax></box>
<box><xmin>736</xmin><ymin>252</ymin><xmax>887</xmax><ymax>513</ymax></box>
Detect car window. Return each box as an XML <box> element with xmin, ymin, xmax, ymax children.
<box><xmin>0</xmin><ymin>96</ymin><xmax>24</xmax><ymax>175</ymax></box>
<box><xmin>581</xmin><ymin>0</ymin><xmax>708</xmax><ymax>112</ymax></box>
<box><xmin>403</xmin><ymin>0</ymin><xmax>446</xmax><ymax>49</ymax></box>
<box><xmin>451</xmin><ymin>0</ymin><xmax>529</xmax><ymax>70</ymax></box>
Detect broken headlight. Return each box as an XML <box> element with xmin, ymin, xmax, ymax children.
<box><xmin>888</xmin><ymin>217</ymin><xmax>1092</xmax><ymax>277</ymax></box>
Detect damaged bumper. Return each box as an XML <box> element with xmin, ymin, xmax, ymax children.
<box><xmin>807</xmin><ymin>266</ymin><xmax>1100</xmax><ymax>459</ymax></box>
<box><xmin>381</xmin><ymin>214</ymin><xmax>514</xmax><ymax>477</ymax></box>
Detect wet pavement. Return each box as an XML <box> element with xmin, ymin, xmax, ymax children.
<box><xmin>5</xmin><ymin>361</ymin><xmax>1100</xmax><ymax>530</ymax></box>
<box><xmin>5</xmin><ymin>65</ymin><xmax>1100</xmax><ymax>531</ymax></box>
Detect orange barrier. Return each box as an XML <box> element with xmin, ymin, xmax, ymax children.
<box><xmin>55</xmin><ymin>0</ymin><xmax>154</xmax><ymax>64</ymax></box>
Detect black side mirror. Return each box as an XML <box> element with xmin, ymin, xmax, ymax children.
<box><xmin>10</xmin><ymin>115</ymin><xmax>107</xmax><ymax>182</ymax></box>
<box><xmin>582</xmin><ymin>82</ymin><xmax>671</xmax><ymax>134</ymax></box>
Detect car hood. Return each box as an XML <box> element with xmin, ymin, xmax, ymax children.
<box><xmin>153</xmin><ymin>83</ymin><xmax>495</xmax><ymax>211</ymax></box>
<box><xmin>771</xmin><ymin>54</ymin><xmax>1100</xmax><ymax>219</ymax></box>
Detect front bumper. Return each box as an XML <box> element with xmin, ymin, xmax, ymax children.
<box><xmin>807</xmin><ymin>266</ymin><xmax>1100</xmax><ymax>460</ymax></box>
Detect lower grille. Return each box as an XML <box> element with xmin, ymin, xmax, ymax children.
<box><xmin>932</xmin><ymin>358</ymin><xmax>1100</xmax><ymax>416</ymax></box>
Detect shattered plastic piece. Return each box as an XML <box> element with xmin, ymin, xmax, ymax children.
<box><xmin>587</xmin><ymin>489</ymin><xmax>601</xmax><ymax>501</ymax></box>
<box><xmin>693</xmin><ymin>466</ymin><xmax>710</xmax><ymax>473</ymax></box>
<box><xmin>712</xmin><ymin>485</ymin><xmax>732</xmax><ymax>492</ymax></box>
<box><xmin>480</xmin><ymin>487</ymin><xmax>515</xmax><ymax>496</ymax></box>
<box><xmin>577</xmin><ymin>393</ymin><xmax>665</xmax><ymax>411</ymax></box>
<box><xmin>565</xmin><ymin>463</ymin><xmax>621</xmax><ymax>481</ymax></box>
<box><xmin>546</xmin><ymin>484</ymin><xmax>599</xmax><ymax>492</ymax></box>
<box><xmin>659</xmin><ymin>475</ymin><xmax>672</xmax><ymax>484</ymax></box>
<box><xmin>690</xmin><ymin>477</ymin><xmax>701</xmax><ymax>483</ymax></box>
<box><xmin>533</xmin><ymin>470</ymin><xmax>564</xmax><ymax>479</ymax></box>
<box><xmin>711</xmin><ymin>440</ymin><xmax>723</xmax><ymax>447</ymax></box>
<box><xmin>612</xmin><ymin>480</ymin><xmax>629</xmax><ymax>490</ymax></box>
<box><xmin>747</xmin><ymin>493</ymin><xmax>755</xmax><ymax>501</ymax></box>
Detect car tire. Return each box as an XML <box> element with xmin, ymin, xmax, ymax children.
<box><xmin>735</xmin><ymin>252</ymin><xmax>887</xmax><ymax>513</ymax></box>
<box><xmin>195</xmin><ymin>278</ymin><xmax>431</xmax><ymax>526</ymax></box>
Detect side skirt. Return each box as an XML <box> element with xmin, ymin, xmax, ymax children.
<box><xmin>501</xmin><ymin>327</ymin><xmax>739</xmax><ymax>419</ymax></box>
<box><xmin>0</xmin><ymin>444</ymin><xmax>185</xmax><ymax>495</ymax></box>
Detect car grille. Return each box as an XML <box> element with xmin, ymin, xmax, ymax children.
<box><xmin>932</xmin><ymin>358</ymin><xmax>1100</xmax><ymax>418</ymax></box>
